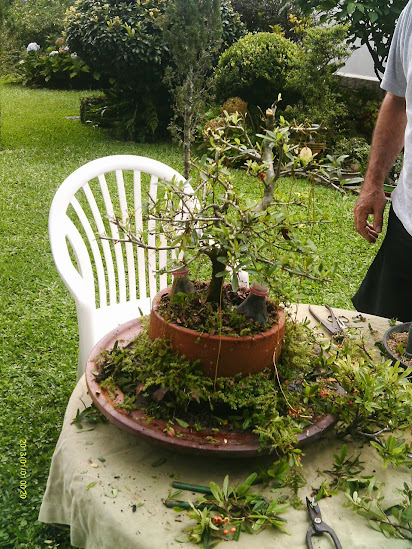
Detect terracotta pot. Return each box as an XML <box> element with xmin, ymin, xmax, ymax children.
<box><xmin>148</xmin><ymin>287</ymin><xmax>286</xmax><ymax>378</ymax></box>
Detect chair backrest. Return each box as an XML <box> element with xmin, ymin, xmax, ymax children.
<box><xmin>49</xmin><ymin>155</ymin><xmax>192</xmax><ymax>378</ymax></box>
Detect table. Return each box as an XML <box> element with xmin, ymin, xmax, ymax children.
<box><xmin>39</xmin><ymin>305</ymin><xmax>412</xmax><ymax>549</ymax></box>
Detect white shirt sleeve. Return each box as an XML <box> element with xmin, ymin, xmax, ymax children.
<box><xmin>381</xmin><ymin>4</ymin><xmax>409</xmax><ymax>97</ymax></box>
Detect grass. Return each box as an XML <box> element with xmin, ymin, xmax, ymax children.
<box><xmin>0</xmin><ymin>83</ymin><xmax>382</xmax><ymax>548</ymax></box>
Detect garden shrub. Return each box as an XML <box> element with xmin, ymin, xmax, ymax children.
<box><xmin>214</xmin><ymin>32</ymin><xmax>300</xmax><ymax>111</ymax></box>
<box><xmin>231</xmin><ymin>0</ymin><xmax>305</xmax><ymax>35</ymax></box>
<box><xmin>18</xmin><ymin>37</ymin><xmax>94</xmax><ymax>89</ymax></box>
<box><xmin>282</xmin><ymin>24</ymin><xmax>351</xmax><ymax>141</ymax></box>
<box><xmin>80</xmin><ymin>92</ymin><xmax>108</xmax><ymax>125</ymax></box>
<box><xmin>333</xmin><ymin>135</ymin><xmax>403</xmax><ymax>185</ymax></box>
<box><xmin>5</xmin><ymin>0</ymin><xmax>72</xmax><ymax>47</ymax></box>
<box><xmin>65</xmin><ymin>0</ymin><xmax>244</xmax><ymax>141</ymax></box>
<box><xmin>332</xmin><ymin>137</ymin><xmax>370</xmax><ymax>173</ymax></box>
<box><xmin>221</xmin><ymin>97</ymin><xmax>248</xmax><ymax>116</ymax></box>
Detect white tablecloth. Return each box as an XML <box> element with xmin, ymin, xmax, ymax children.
<box><xmin>39</xmin><ymin>305</ymin><xmax>412</xmax><ymax>548</ymax></box>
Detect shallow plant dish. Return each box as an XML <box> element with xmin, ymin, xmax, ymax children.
<box><xmin>85</xmin><ymin>319</ymin><xmax>340</xmax><ymax>458</ymax></box>
<box><xmin>383</xmin><ymin>322</ymin><xmax>412</xmax><ymax>370</ymax></box>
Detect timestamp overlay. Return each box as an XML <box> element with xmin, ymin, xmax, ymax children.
<box><xmin>19</xmin><ymin>439</ymin><xmax>28</xmax><ymax>500</ymax></box>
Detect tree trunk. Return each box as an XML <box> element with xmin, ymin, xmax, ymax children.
<box><xmin>254</xmin><ymin>104</ymin><xmax>280</xmax><ymax>212</ymax></box>
<box><xmin>183</xmin><ymin>72</ymin><xmax>194</xmax><ymax>180</ymax></box>
<box><xmin>205</xmin><ymin>249</ymin><xmax>226</xmax><ymax>304</ymax></box>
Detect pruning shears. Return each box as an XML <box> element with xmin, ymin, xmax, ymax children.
<box><xmin>306</xmin><ymin>497</ymin><xmax>342</xmax><ymax>549</ymax></box>
<box><xmin>309</xmin><ymin>305</ymin><xmax>349</xmax><ymax>336</ymax></box>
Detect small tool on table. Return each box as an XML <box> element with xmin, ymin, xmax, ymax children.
<box><xmin>308</xmin><ymin>305</ymin><xmax>349</xmax><ymax>336</ymax></box>
<box><xmin>164</xmin><ymin>481</ymin><xmax>219</xmax><ymax>510</ymax></box>
<box><xmin>306</xmin><ymin>497</ymin><xmax>342</xmax><ymax>549</ymax></box>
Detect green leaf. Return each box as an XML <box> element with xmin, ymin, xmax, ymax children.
<box><xmin>368</xmin><ymin>12</ymin><xmax>378</xmax><ymax>23</ymax></box>
<box><xmin>222</xmin><ymin>475</ymin><xmax>229</xmax><ymax>498</ymax></box>
<box><xmin>175</xmin><ymin>418</ymin><xmax>189</xmax><ymax>428</ymax></box>
<box><xmin>209</xmin><ymin>482</ymin><xmax>223</xmax><ymax>504</ymax></box>
<box><xmin>347</xmin><ymin>3</ymin><xmax>356</xmax><ymax>15</ymax></box>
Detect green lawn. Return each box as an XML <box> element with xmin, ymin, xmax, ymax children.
<box><xmin>0</xmin><ymin>83</ymin><xmax>382</xmax><ymax>548</ymax></box>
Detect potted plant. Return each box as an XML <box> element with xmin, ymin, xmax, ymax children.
<box><xmin>109</xmin><ymin>97</ymin><xmax>342</xmax><ymax>381</ymax></box>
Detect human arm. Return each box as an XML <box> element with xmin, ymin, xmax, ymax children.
<box><xmin>354</xmin><ymin>92</ymin><xmax>406</xmax><ymax>243</ymax></box>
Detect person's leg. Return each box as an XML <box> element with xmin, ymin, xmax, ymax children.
<box><xmin>352</xmin><ymin>205</ymin><xmax>412</xmax><ymax>321</ymax></box>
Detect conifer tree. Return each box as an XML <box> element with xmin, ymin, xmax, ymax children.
<box><xmin>163</xmin><ymin>0</ymin><xmax>223</xmax><ymax>179</ymax></box>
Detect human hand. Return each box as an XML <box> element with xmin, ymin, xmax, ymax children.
<box><xmin>354</xmin><ymin>187</ymin><xmax>386</xmax><ymax>243</ymax></box>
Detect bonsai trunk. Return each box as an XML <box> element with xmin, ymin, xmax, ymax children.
<box><xmin>255</xmin><ymin>103</ymin><xmax>282</xmax><ymax>212</ymax></box>
<box><xmin>205</xmin><ymin>249</ymin><xmax>227</xmax><ymax>304</ymax></box>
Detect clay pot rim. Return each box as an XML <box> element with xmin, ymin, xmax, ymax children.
<box><xmin>85</xmin><ymin>318</ymin><xmax>338</xmax><ymax>457</ymax></box>
<box><xmin>152</xmin><ymin>286</ymin><xmax>284</xmax><ymax>343</ymax></box>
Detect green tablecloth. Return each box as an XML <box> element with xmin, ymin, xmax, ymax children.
<box><xmin>39</xmin><ymin>305</ymin><xmax>412</xmax><ymax>548</ymax></box>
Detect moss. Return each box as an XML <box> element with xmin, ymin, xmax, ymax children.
<box><xmin>95</xmin><ymin>315</ymin><xmax>337</xmax><ymax>455</ymax></box>
<box><xmin>157</xmin><ymin>283</ymin><xmax>279</xmax><ymax>337</ymax></box>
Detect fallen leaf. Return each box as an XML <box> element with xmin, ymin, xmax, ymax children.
<box><xmin>151</xmin><ymin>457</ymin><xmax>167</xmax><ymax>467</ymax></box>
<box><xmin>164</xmin><ymin>426</ymin><xmax>175</xmax><ymax>437</ymax></box>
<box><xmin>153</xmin><ymin>387</ymin><xmax>169</xmax><ymax>402</ymax></box>
<box><xmin>104</xmin><ymin>488</ymin><xmax>119</xmax><ymax>498</ymax></box>
<box><xmin>88</xmin><ymin>459</ymin><xmax>99</xmax><ymax>468</ymax></box>
<box><xmin>136</xmin><ymin>383</ymin><xmax>145</xmax><ymax>395</ymax></box>
<box><xmin>175</xmin><ymin>418</ymin><xmax>189</xmax><ymax>428</ymax></box>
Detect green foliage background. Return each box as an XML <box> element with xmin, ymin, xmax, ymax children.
<box><xmin>295</xmin><ymin>0</ymin><xmax>407</xmax><ymax>79</ymax></box>
<box><xmin>214</xmin><ymin>32</ymin><xmax>300</xmax><ymax>108</ymax></box>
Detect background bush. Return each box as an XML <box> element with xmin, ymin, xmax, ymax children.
<box><xmin>5</xmin><ymin>0</ymin><xmax>72</xmax><ymax>46</ymax></box>
<box><xmin>214</xmin><ymin>32</ymin><xmax>300</xmax><ymax>111</ymax></box>
<box><xmin>284</xmin><ymin>24</ymin><xmax>351</xmax><ymax>140</ymax></box>
<box><xmin>0</xmin><ymin>0</ymin><xmax>74</xmax><ymax>79</ymax></box>
<box><xmin>65</xmin><ymin>0</ymin><xmax>244</xmax><ymax>141</ymax></box>
<box><xmin>18</xmin><ymin>37</ymin><xmax>94</xmax><ymax>89</ymax></box>
<box><xmin>231</xmin><ymin>0</ymin><xmax>305</xmax><ymax>34</ymax></box>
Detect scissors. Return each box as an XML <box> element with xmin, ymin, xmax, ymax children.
<box><xmin>306</xmin><ymin>497</ymin><xmax>342</xmax><ymax>549</ymax></box>
<box><xmin>308</xmin><ymin>305</ymin><xmax>348</xmax><ymax>335</ymax></box>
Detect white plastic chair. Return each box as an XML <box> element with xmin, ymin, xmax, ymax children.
<box><xmin>49</xmin><ymin>155</ymin><xmax>193</xmax><ymax>379</ymax></box>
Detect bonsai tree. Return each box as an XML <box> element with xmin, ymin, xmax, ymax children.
<box><xmin>109</xmin><ymin>97</ymin><xmax>348</xmax><ymax>306</ymax></box>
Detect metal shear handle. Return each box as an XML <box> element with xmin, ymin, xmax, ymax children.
<box><xmin>306</xmin><ymin>498</ymin><xmax>342</xmax><ymax>549</ymax></box>
<box><xmin>308</xmin><ymin>305</ymin><xmax>343</xmax><ymax>335</ymax></box>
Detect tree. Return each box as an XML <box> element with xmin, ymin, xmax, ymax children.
<box><xmin>295</xmin><ymin>0</ymin><xmax>407</xmax><ymax>80</ymax></box>
<box><xmin>163</xmin><ymin>0</ymin><xmax>223</xmax><ymax>179</ymax></box>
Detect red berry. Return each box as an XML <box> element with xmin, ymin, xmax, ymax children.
<box><xmin>348</xmin><ymin>401</ymin><xmax>354</xmax><ymax>406</ymax></box>
<box><xmin>223</xmin><ymin>529</ymin><xmax>229</xmax><ymax>535</ymax></box>
<box><xmin>230</xmin><ymin>527</ymin><xmax>236</xmax><ymax>533</ymax></box>
<box><xmin>259</xmin><ymin>173</ymin><xmax>266</xmax><ymax>180</ymax></box>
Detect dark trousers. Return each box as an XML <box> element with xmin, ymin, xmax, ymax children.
<box><xmin>352</xmin><ymin>205</ymin><xmax>412</xmax><ymax>322</ymax></box>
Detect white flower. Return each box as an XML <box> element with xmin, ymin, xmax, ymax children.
<box><xmin>49</xmin><ymin>50</ymin><xmax>59</xmax><ymax>57</ymax></box>
<box><xmin>26</xmin><ymin>42</ymin><xmax>40</xmax><ymax>52</ymax></box>
<box><xmin>64</xmin><ymin>46</ymin><xmax>69</xmax><ymax>52</ymax></box>
<box><xmin>71</xmin><ymin>53</ymin><xmax>78</xmax><ymax>59</ymax></box>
